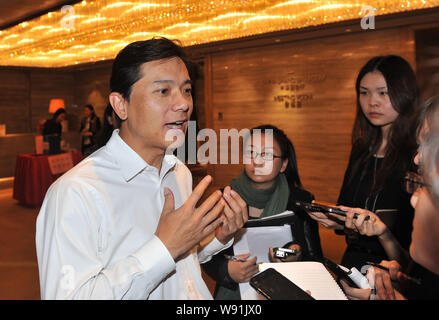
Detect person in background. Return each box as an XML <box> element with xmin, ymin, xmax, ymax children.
<box><xmin>202</xmin><ymin>124</ymin><xmax>323</xmax><ymax>300</ymax></box>
<box><xmin>93</xmin><ymin>103</ymin><xmax>120</xmax><ymax>151</ymax></box>
<box><xmin>338</xmin><ymin>95</ymin><xmax>439</xmax><ymax>300</ymax></box>
<box><xmin>79</xmin><ymin>104</ymin><xmax>101</xmax><ymax>156</ymax></box>
<box><xmin>36</xmin><ymin>37</ymin><xmax>248</xmax><ymax>299</ymax></box>
<box><xmin>306</xmin><ymin>55</ymin><xmax>419</xmax><ymax>270</ymax></box>
<box><xmin>42</xmin><ymin>108</ymin><xmax>66</xmax><ymax>136</ymax></box>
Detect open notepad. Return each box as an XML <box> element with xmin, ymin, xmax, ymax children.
<box><xmin>258</xmin><ymin>261</ymin><xmax>347</xmax><ymax>300</ymax></box>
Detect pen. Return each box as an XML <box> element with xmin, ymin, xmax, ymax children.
<box><xmin>366</xmin><ymin>261</ymin><xmax>422</xmax><ymax>285</ymax></box>
<box><xmin>224</xmin><ymin>254</ymin><xmax>247</xmax><ymax>262</ymax></box>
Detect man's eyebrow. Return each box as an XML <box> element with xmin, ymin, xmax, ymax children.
<box><xmin>153</xmin><ymin>79</ymin><xmax>193</xmax><ymax>85</ymax></box>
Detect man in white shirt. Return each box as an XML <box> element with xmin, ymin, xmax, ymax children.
<box><xmin>36</xmin><ymin>37</ymin><xmax>248</xmax><ymax>299</ymax></box>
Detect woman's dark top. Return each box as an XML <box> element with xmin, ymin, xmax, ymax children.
<box><xmin>42</xmin><ymin>118</ymin><xmax>62</xmax><ymax>136</ymax></box>
<box><xmin>337</xmin><ymin>153</ymin><xmax>414</xmax><ymax>270</ymax></box>
<box><xmin>201</xmin><ymin>183</ymin><xmax>323</xmax><ymax>300</ymax></box>
<box><xmin>80</xmin><ymin>114</ymin><xmax>101</xmax><ymax>155</ymax></box>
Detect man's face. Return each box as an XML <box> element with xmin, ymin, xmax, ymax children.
<box><xmin>119</xmin><ymin>57</ymin><xmax>193</xmax><ymax>153</ymax></box>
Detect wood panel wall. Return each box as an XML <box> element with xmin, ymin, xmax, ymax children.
<box><xmin>72</xmin><ymin>64</ymin><xmax>112</xmax><ymax>131</ymax></box>
<box><xmin>1</xmin><ymin>11</ymin><xmax>439</xmax><ymax>190</ymax></box>
<box><xmin>207</xmin><ymin>27</ymin><xmax>416</xmax><ymax>203</ymax></box>
<box><xmin>0</xmin><ymin>69</ymin><xmax>31</xmax><ymax>134</ymax></box>
<box><xmin>0</xmin><ymin>68</ymin><xmax>75</xmax><ymax>134</ymax></box>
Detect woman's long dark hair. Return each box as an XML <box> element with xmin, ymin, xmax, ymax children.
<box><xmin>245</xmin><ymin>124</ymin><xmax>303</xmax><ymax>189</ymax></box>
<box><xmin>349</xmin><ymin>55</ymin><xmax>419</xmax><ymax>193</ymax></box>
<box><xmin>84</xmin><ymin>104</ymin><xmax>97</xmax><ymax>119</ymax></box>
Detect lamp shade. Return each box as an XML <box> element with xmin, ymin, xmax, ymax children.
<box><xmin>49</xmin><ymin>99</ymin><xmax>65</xmax><ymax>113</ymax></box>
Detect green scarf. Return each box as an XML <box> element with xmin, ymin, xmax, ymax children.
<box><xmin>230</xmin><ymin>170</ymin><xmax>289</xmax><ymax>218</ymax></box>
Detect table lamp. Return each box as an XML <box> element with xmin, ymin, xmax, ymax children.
<box><xmin>48</xmin><ymin>99</ymin><xmax>65</xmax><ymax>114</ymax></box>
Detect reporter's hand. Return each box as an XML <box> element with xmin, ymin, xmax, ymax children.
<box><xmin>339</xmin><ymin>279</ymin><xmax>371</xmax><ymax>300</ymax></box>
<box><xmin>215</xmin><ymin>186</ymin><xmax>248</xmax><ymax>244</ymax></box>
<box><xmin>228</xmin><ymin>253</ymin><xmax>259</xmax><ymax>283</ymax></box>
<box><xmin>306</xmin><ymin>209</ymin><xmax>344</xmax><ymax>230</ymax></box>
<box><xmin>268</xmin><ymin>244</ymin><xmax>302</xmax><ymax>262</ymax></box>
<box><xmin>372</xmin><ymin>260</ymin><xmax>406</xmax><ymax>300</ymax></box>
<box><xmin>338</xmin><ymin>207</ymin><xmax>387</xmax><ymax>237</ymax></box>
<box><xmin>155</xmin><ymin>175</ymin><xmax>225</xmax><ymax>261</ymax></box>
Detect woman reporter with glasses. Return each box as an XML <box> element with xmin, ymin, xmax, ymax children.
<box><xmin>202</xmin><ymin>124</ymin><xmax>323</xmax><ymax>300</ymax></box>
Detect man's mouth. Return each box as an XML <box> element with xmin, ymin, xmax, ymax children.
<box><xmin>165</xmin><ymin>120</ymin><xmax>187</xmax><ymax>129</ymax></box>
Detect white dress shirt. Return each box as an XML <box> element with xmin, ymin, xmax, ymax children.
<box><xmin>36</xmin><ymin>129</ymin><xmax>230</xmax><ymax>299</ymax></box>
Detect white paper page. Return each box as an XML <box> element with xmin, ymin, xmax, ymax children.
<box><xmin>233</xmin><ymin>225</ymin><xmax>293</xmax><ymax>300</ymax></box>
<box><xmin>256</xmin><ymin>210</ymin><xmax>294</xmax><ymax>221</ymax></box>
<box><xmin>259</xmin><ymin>262</ymin><xmax>348</xmax><ymax>300</ymax></box>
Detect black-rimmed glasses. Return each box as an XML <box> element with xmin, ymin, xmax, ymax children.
<box><xmin>404</xmin><ymin>171</ymin><xmax>430</xmax><ymax>194</ymax></box>
<box><xmin>243</xmin><ymin>150</ymin><xmax>282</xmax><ymax>162</ymax></box>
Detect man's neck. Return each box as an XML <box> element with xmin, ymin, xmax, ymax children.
<box><xmin>119</xmin><ymin>129</ymin><xmax>165</xmax><ymax>173</ymax></box>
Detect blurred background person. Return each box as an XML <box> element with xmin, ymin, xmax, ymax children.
<box><xmin>80</xmin><ymin>104</ymin><xmax>101</xmax><ymax>156</ymax></box>
<box><xmin>93</xmin><ymin>103</ymin><xmax>120</xmax><ymax>151</ymax></box>
<box><xmin>42</xmin><ymin>108</ymin><xmax>66</xmax><ymax>137</ymax></box>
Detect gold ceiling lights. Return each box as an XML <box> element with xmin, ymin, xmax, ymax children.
<box><xmin>0</xmin><ymin>0</ymin><xmax>437</xmax><ymax>68</ymax></box>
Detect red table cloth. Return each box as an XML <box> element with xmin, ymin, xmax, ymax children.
<box><xmin>13</xmin><ymin>151</ymin><xmax>82</xmax><ymax>207</ymax></box>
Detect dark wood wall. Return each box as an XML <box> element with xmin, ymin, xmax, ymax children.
<box><xmin>0</xmin><ymin>68</ymin><xmax>75</xmax><ymax>134</ymax></box>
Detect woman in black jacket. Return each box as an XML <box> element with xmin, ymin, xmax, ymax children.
<box><xmin>307</xmin><ymin>55</ymin><xmax>419</xmax><ymax>270</ymax></box>
<box><xmin>202</xmin><ymin>124</ymin><xmax>323</xmax><ymax>299</ymax></box>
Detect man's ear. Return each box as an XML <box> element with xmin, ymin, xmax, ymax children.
<box><xmin>109</xmin><ymin>92</ymin><xmax>128</xmax><ymax>121</ymax></box>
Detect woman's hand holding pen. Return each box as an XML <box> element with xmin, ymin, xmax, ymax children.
<box><xmin>340</xmin><ymin>260</ymin><xmax>408</xmax><ymax>300</ymax></box>
<box><xmin>373</xmin><ymin>260</ymin><xmax>407</xmax><ymax>300</ymax></box>
<box><xmin>227</xmin><ymin>253</ymin><xmax>259</xmax><ymax>283</ymax></box>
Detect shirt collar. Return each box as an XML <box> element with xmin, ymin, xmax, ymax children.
<box><xmin>106</xmin><ymin>129</ymin><xmax>177</xmax><ymax>182</ymax></box>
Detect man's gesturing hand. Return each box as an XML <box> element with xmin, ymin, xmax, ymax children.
<box><xmin>155</xmin><ymin>175</ymin><xmax>225</xmax><ymax>261</ymax></box>
<box><xmin>215</xmin><ymin>186</ymin><xmax>248</xmax><ymax>244</ymax></box>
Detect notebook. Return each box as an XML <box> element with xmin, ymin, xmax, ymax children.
<box><xmin>258</xmin><ymin>261</ymin><xmax>348</xmax><ymax>300</ymax></box>
<box><xmin>233</xmin><ymin>225</ymin><xmax>293</xmax><ymax>299</ymax></box>
<box><xmin>243</xmin><ymin>210</ymin><xmax>295</xmax><ymax>227</ymax></box>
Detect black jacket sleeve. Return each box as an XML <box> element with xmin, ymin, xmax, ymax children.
<box><xmin>288</xmin><ymin>188</ymin><xmax>323</xmax><ymax>260</ymax></box>
<box><xmin>201</xmin><ymin>246</ymin><xmax>238</xmax><ymax>290</ymax></box>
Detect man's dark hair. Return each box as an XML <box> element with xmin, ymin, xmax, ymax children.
<box><xmin>110</xmin><ymin>37</ymin><xmax>190</xmax><ymax>102</ymax></box>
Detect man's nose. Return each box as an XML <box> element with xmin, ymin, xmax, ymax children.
<box><xmin>173</xmin><ymin>91</ymin><xmax>191</xmax><ymax>112</ymax></box>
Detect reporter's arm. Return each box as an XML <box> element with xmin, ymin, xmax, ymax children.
<box><xmin>339</xmin><ymin>207</ymin><xmax>410</xmax><ymax>266</ymax></box>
